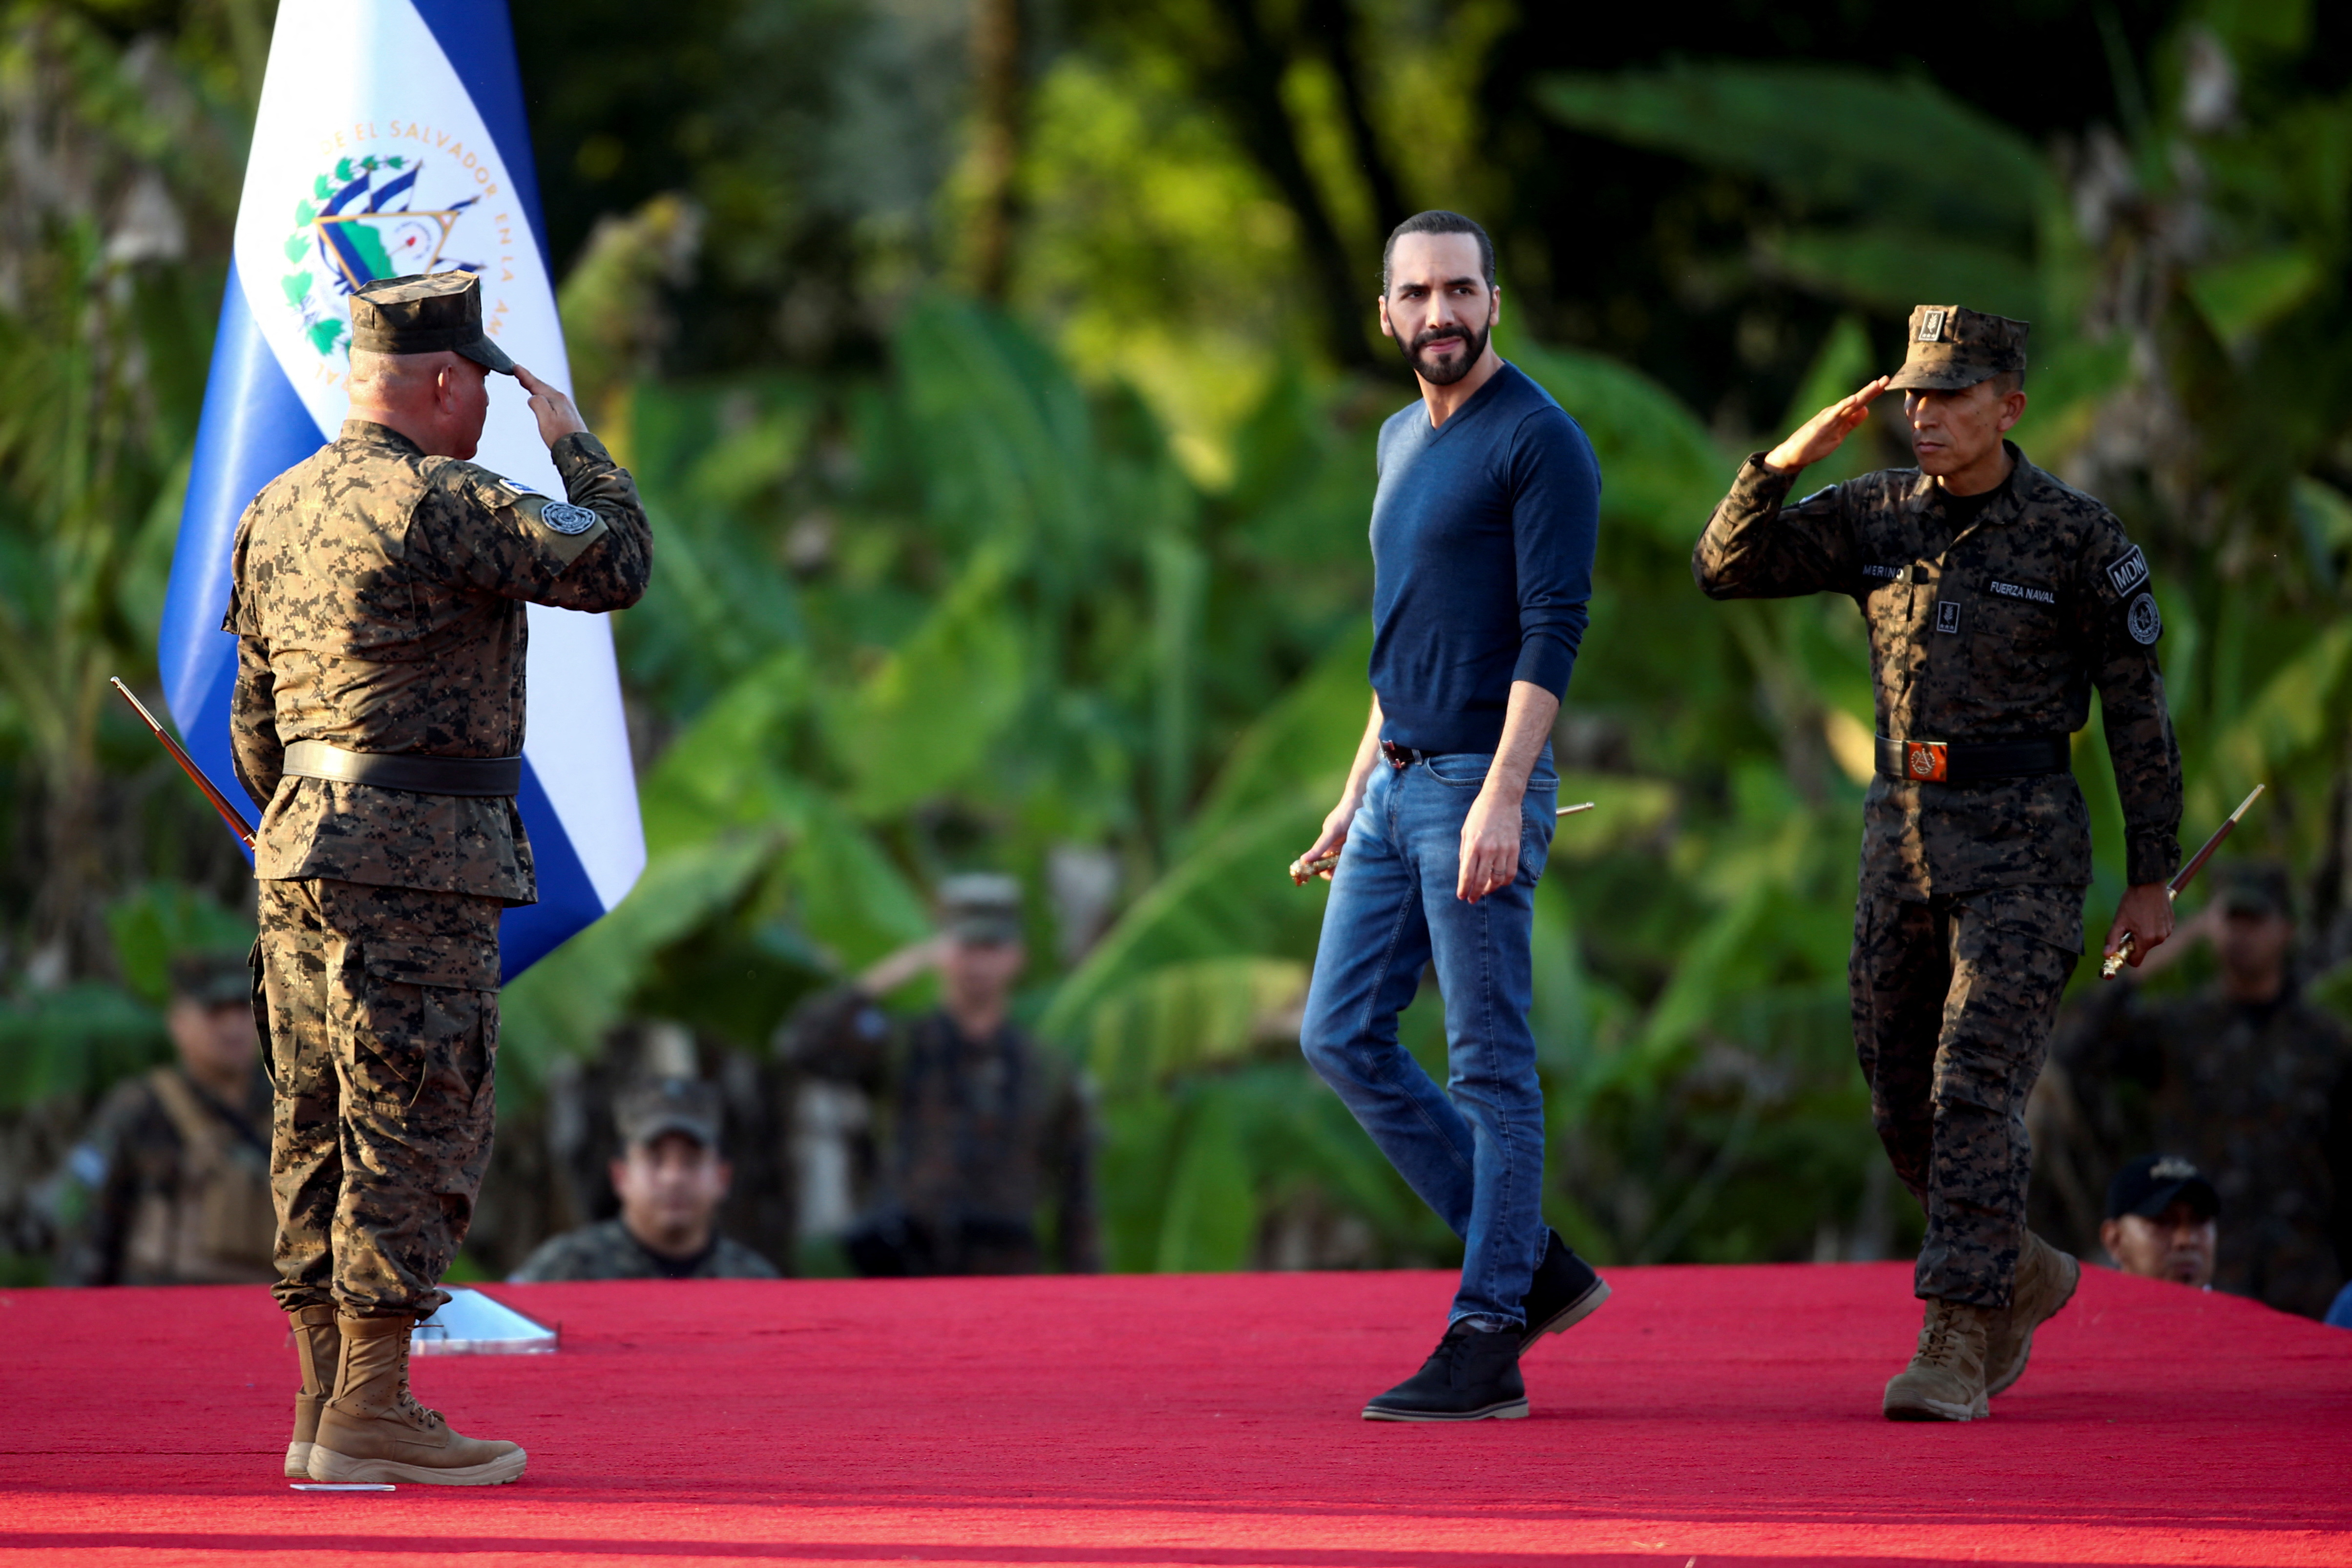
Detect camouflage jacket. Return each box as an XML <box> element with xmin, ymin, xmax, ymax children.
<box><xmin>1695</xmin><ymin>444</ymin><xmax>2181</xmax><ymax>907</ymax></box>
<box><xmin>780</xmin><ymin>988</ymin><xmax>1099</xmax><ymax>1273</ymax></box>
<box><xmin>2040</xmin><ymin>980</ymin><xmax>2352</xmax><ymax>1318</ymax></box>
<box><xmin>225</xmin><ymin>420</ymin><xmax>652</xmax><ymax>902</ymax></box>
<box><xmin>52</xmin><ymin>1065</ymin><xmax>276</xmax><ymax>1287</ymax></box>
<box><xmin>506</xmin><ymin>1218</ymin><xmax>779</xmax><ymax>1283</ymax></box>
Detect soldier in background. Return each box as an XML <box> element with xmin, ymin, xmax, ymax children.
<box><xmin>508</xmin><ymin>1078</ymin><xmax>777</xmax><ymax>1282</ymax></box>
<box><xmin>777</xmin><ymin>874</ymin><xmax>1097</xmax><ymax>1276</ymax></box>
<box><xmin>227</xmin><ymin>272</ymin><xmax>651</xmax><ymax>1484</ymax></box>
<box><xmin>2038</xmin><ymin>863</ymin><xmax>2351</xmax><ymax>1317</ymax></box>
<box><xmin>1694</xmin><ymin>305</ymin><xmax>2183</xmax><ymax>1421</ymax></box>
<box><xmin>2097</xmin><ymin>1154</ymin><xmax>2221</xmax><ymax>1291</ymax></box>
<box><xmin>52</xmin><ymin>952</ymin><xmax>274</xmax><ymax>1286</ymax></box>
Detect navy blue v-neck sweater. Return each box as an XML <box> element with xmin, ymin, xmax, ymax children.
<box><xmin>1367</xmin><ymin>361</ymin><xmax>1599</xmax><ymax>754</ymax></box>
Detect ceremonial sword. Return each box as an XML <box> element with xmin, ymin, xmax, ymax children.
<box><xmin>1290</xmin><ymin>801</ymin><xmax>1596</xmax><ymax>885</ymax></box>
<box><xmin>2100</xmin><ymin>783</ymin><xmax>2265</xmax><ymax>980</ymax></box>
<box><xmin>109</xmin><ymin>676</ymin><xmax>257</xmax><ymax>850</ymax></box>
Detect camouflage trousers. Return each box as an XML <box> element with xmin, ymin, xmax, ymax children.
<box><xmin>1849</xmin><ymin>887</ymin><xmax>2080</xmax><ymax>1308</ymax></box>
<box><xmin>255</xmin><ymin>878</ymin><xmax>502</xmax><ymax>1318</ymax></box>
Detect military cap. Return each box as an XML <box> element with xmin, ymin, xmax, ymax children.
<box><xmin>2211</xmin><ymin>860</ymin><xmax>2292</xmax><ymax>920</ymax></box>
<box><xmin>2106</xmin><ymin>1153</ymin><xmax>2220</xmax><ymax>1222</ymax></box>
<box><xmin>1886</xmin><ymin>305</ymin><xmax>2029</xmax><ymax>392</ymax></box>
<box><xmin>938</xmin><ymin>872</ymin><xmax>1024</xmax><ymax>945</ymax></box>
<box><xmin>614</xmin><ymin>1076</ymin><xmax>722</xmax><ymax>1152</ymax></box>
<box><xmin>167</xmin><ymin>949</ymin><xmax>251</xmax><ymax>1008</ymax></box>
<box><xmin>349</xmin><ymin>271</ymin><xmax>516</xmax><ymax>375</ymax></box>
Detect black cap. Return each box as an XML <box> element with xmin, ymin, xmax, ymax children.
<box><xmin>349</xmin><ymin>272</ymin><xmax>516</xmax><ymax>375</ymax></box>
<box><xmin>2210</xmin><ymin>861</ymin><xmax>2292</xmax><ymax>920</ymax></box>
<box><xmin>168</xmin><ymin>949</ymin><xmax>251</xmax><ymax>1008</ymax></box>
<box><xmin>614</xmin><ymin>1077</ymin><xmax>722</xmax><ymax>1152</ymax></box>
<box><xmin>2106</xmin><ymin>1153</ymin><xmax>2220</xmax><ymax>1222</ymax></box>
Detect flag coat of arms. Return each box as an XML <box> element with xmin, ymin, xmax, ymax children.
<box><xmin>158</xmin><ymin>0</ymin><xmax>644</xmax><ymax>980</ymax></box>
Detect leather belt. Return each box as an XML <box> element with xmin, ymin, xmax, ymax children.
<box><xmin>1379</xmin><ymin>740</ymin><xmax>1432</xmax><ymax>770</ymax></box>
<box><xmin>1874</xmin><ymin>733</ymin><xmax>2069</xmax><ymax>785</ymax></box>
<box><xmin>282</xmin><ymin>740</ymin><xmax>523</xmax><ymax>797</ymax></box>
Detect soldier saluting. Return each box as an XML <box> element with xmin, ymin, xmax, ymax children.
<box><xmin>226</xmin><ymin>272</ymin><xmax>651</xmax><ymax>1484</ymax></box>
<box><xmin>1693</xmin><ymin>306</ymin><xmax>2182</xmax><ymax>1422</ymax></box>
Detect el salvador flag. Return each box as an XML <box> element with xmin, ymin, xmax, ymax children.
<box><xmin>157</xmin><ymin>0</ymin><xmax>644</xmax><ymax>981</ymax></box>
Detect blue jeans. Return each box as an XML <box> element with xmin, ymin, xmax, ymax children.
<box><xmin>1299</xmin><ymin>749</ymin><xmax>1557</xmax><ymax>1331</ymax></box>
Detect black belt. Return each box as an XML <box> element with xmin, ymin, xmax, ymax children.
<box><xmin>1379</xmin><ymin>740</ymin><xmax>1432</xmax><ymax>770</ymax></box>
<box><xmin>1875</xmin><ymin>734</ymin><xmax>2070</xmax><ymax>785</ymax></box>
<box><xmin>282</xmin><ymin>740</ymin><xmax>522</xmax><ymax>797</ymax></box>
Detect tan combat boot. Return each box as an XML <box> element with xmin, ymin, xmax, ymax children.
<box><xmin>1985</xmin><ymin>1232</ymin><xmax>2080</xmax><ymax>1398</ymax></box>
<box><xmin>1882</xmin><ymin>1297</ymin><xmax>1994</xmax><ymax>1422</ymax></box>
<box><xmin>284</xmin><ymin>1304</ymin><xmax>341</xmax><ymax>1479</ymax></box>
<box><xmin>308</xmin><ymin>1313</ymin><xmax>526</xmax><ymax>1485</ymax></box>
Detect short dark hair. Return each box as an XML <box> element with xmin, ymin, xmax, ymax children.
<box><xmin>1382</xmin><ymin>210</ymin><xmax>1494</xmax><ymax>294</ymax></box>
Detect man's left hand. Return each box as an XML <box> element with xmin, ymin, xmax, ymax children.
<box><xmin>2104</xmin><ymin>882</ymin><xmax>2177</xmax><ymax>967</ymax></box>
<box><xmin>1456</xmin><ymin>786</ymin><xmax>1523</xmax><ymax>903</ymax></box>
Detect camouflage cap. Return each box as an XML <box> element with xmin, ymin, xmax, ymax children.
<box><xmin>614</xmin><ymin>1076</ymin><xmax>722</xmax><ymax>1152</ymax></box>
<box><xmin>938</xmin><ymin>872</ymin><xmax>1023</xmax><ymax>945</ymax></box>
<box><xmin>1886</xmin><ymin>305</ymin><xmax>2029</xmax><ymax>392</ymax></box>
<box><xmin>349</xmin><ymin>272</ymin><xmax>517</xmax><ymax>376</ymax></box>
<box><xmin>2211</xmin><ymin>860</ymin><xmax>2292</xmax><ymax>920</ymax></box>
<box><xmin>167</xmin><ymin>949</ymin><xmax>251</xmax><ymax>1008</ymax></box>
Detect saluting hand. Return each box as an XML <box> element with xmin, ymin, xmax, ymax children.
<box><xmin>514</xmin><ymin>365</ymin><xmax>589</xmax><ymax>448</ymax></box>
<box><xmin>1764</xmin><ymin>376</ymin><xmax>1891</xmax><ymax>475</ymax></box>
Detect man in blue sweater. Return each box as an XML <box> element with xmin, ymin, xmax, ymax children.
<box><xmin>1297</xmin><ymin>211</ymin><xmax>1606</xmax><ymax>1422</ymax></box>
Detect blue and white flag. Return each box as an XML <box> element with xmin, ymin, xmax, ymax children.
<box><xmin>158</xmin><ymin>0</ymin><xmax>644</xmax><ymax>980</ymax></box>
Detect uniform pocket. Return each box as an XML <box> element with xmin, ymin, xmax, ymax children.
<box><xmin>349</xmin><ymin>935</ymin><xmax>499</xmax><ymax>1112</ymax></box>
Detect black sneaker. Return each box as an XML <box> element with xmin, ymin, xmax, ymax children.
<box><xmin>1362</xmin><ymin>1322</ymin><xmax>1529</xmax><ymax>1422</ymax></box>
<box><xmin>1519</xmin><ymin>1229</ymin><xmax>1609</xmax><ymax>1353</ymax></box>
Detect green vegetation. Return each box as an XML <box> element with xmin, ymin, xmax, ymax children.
<box><xmin>2</xmin><ymin>0</ymin><xmax>2348</xmax><ymax>1276</ymax></box>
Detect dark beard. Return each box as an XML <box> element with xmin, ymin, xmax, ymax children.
<box><xmin>1400</xmin><ymin>318</ymin><xmax>1490</xmax><ymax>386</ymax></box>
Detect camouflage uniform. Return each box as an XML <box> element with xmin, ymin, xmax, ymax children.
<box><xmin>780</xmin><ymin>990</ymin><xmax>1098</xmax><ymax>1275</ymax></box>
<box><xmin>53</xmin><ymin>1064</ymin><xmax>276</xmax><ymax>1287</ymax></box>
<box><xmin>2041</xmin><ymin>981</ymin><xmax>2352</xmax><ymax>1318</ymax></box>
<box><xmin>507</xmin><ymin>1218</ymin><xmax>778</xmax><ymax>1283</ymax></box>
<box><xmin>1693</xmin><ymin>308</ymin><xmax>2181</xmax><ymax>1307</ymax></box>
<box><xmin>228</xmin><ymin>418</ymin><xmax>651</xmax><ymax>1317</ymax></box>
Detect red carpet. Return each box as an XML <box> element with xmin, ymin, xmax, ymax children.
<box><xmin>4</xmin><ymin>1263</ymin><xmax>2349</xmax><ymax>1566</ymax></box>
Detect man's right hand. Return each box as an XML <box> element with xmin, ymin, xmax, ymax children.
<box><xmin>858</xmin><ymin>936</ymin><xmax>943</xmax><ymax>995</ymax></box>
<box><xmin>515</xmin><ymin>365</ymin><xmax>589</xmax><ymax>448</ymax></box>
<box><xmin>1764</xmin><ymin>376</ymin><xmax>1891</xmax><ymax>475</ymax></box>
<box><xmin>1297</xmin><ymin>795</ymin><xmax>1362</xmax><ymax>883</ymax></box>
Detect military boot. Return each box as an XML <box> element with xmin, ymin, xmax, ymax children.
<box><xmin>1881</xmin><ymin>1297</ymin><xmax>1993</xmax><ymax>1422</ymax></box>
<box><xmin>308</xmin><ymin>1313</ymin><xmax>526</xmax><ymax>1485</ymax></box>
<box><xmin>284</xmin><ymin>1304</ymin><xmax>341</xmax><ymax>1479</ymax></box>
<box><xmin>1985</xmin><ymin>1232</ymin><xmax>2080</xmax><ymax>1398</ymax></box>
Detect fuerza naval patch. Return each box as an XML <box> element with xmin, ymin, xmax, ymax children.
<box><xmin>538</xmin><ymin>501</ymin><xmax>600</xmax><ymax>536</ymax></box>
<box><xmin>2127</xmin><ymin>592</ymin><xmax>2162</xmax><ymax>645</ymax></box>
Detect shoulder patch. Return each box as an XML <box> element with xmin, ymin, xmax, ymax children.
<box><xmin>2105</xmin><ymin>544</ymin><xmax>2149</xmax><ymax>597</ymax></box>
<box><xmin>2127</xmin><ymin>592</ymin><xmax>2162</xmax><ymax>646</ymax></box>
<box><xmin>538</xmin><ymin>500</ymin><xmax>600</xmax><ymax>536</ymax></box>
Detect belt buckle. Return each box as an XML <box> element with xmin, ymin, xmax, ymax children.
<box><xmin>1381</xmin><ymin>740</ymin><xmax>1411</xmax><ymax>770</ymax></box>
<box><xmin>1904</xmin><ymin>740</ymin><xmax>1949</xmax><ymax>782</ymax></box>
